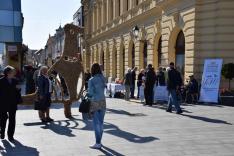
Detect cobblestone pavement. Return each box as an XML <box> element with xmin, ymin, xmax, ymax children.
<box><xmin>0</xmin><ymin>98</ymin><xmax>234</xmax><ymax>156</ymax></box>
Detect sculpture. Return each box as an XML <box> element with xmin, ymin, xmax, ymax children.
<box><xmin>21</xmin><ymin>24</ymin><xmax>85</xmax><ymax>118</ymax></box>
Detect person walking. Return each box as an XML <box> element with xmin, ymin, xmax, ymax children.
<box><xmin>130</xmin><ymin>67</ymin><xmax>138</xmax><ymax>98</ymax></box>
<box><xmin>144</xmin><ymin>64</ymin><xmax>156</xmax><ymax>106</ymax></box>
<box><xmin>87</xmin><ymin>63</ymin><xmax>106</xmax><ymax>149</ymax></box>
<box><xmin>124</xmin><ymin>68</ymin><xmax>132</xmax><ymax>101</ymax></box>
<box><xmin>166</xmin><ymin>62</ymin><xmax>183</xmax><ymax>114</ymax></box>
<box><xmin>0</xmin><ymin>66</ymin><xmax>22</xmax><ymax>141</ymax></box>
<box><xmin>37</xmin><ymin>66</ymin><xmax>54</xmax><ymax>122</ymax></box>
<box><xmin>137</xmin><ymin>69</ymin><xmax>145</xmax><ymax>99</ymax></box>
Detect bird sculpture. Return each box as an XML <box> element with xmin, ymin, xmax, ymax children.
<box><xmin>21</xmin><ymin>24</ymin><xmax>85</xmax><ymax>118</ymax></box>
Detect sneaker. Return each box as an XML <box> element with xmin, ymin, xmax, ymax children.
<box><xmin>0</xmin><ymin>133</ymin><xmax>5</xmax><ymax>140</ymax></box>
<box><xmin>89</xmin><ymin>143</ymin><xmax>102</xmax><ymax>149</ymax></box>
<box><xmin>46</xmin><ymin>117</ymin><xmax>54</xmax><ymax>122</ymax></box>
<box><xmin>166</xmin><ymin>109</ymin><xmax>172</xmax><ymax>113</ymax></box>
<box><xmin>41</xmin><ymin>119</ymin><xmax>48</xmax><ymax>123</ymax></box>
<box><xmin>8</xmin><ymin>137</ymin><xmax>15</xmax><ymax>142</ymax></box>
<box><xmin>176</xmin><ymin>110</ymin><xmax>183</xmax><ymax>114</ymax></box>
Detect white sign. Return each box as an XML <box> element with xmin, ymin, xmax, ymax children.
<box><xmin>154</xmin><ymin>85</ymin><xmax>168</xmax><ymax>102</ymax></box>
<box><xmin>199</xmin><ymin>59</ymin><xmax>223</xmax><ymax>103</ymax></box>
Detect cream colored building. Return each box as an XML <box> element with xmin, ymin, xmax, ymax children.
<box><xmin>81</xmin><ymin>0</ymin><xmax>234</xmax><ymax>89</ymax></box>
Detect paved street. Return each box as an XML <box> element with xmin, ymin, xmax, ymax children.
<box><xmin>0</xmin><ymin>99</ymin><xmax>234</xmax><ymax>156</ymax></box>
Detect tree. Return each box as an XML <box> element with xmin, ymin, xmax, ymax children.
<box><xmin>221</xmin><ymin>63</ymin><xmax>234</xmax><ymax>90</ymax></box>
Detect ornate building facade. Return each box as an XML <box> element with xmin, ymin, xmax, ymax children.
<box><xmin>82</xmin><ymin>0</ymin><xmax>234</xmax><ymax>88</ymax></box>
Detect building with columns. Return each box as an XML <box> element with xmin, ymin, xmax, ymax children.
<box><xmin>81</xmin><ymin>0</ymin><xmax>234</xmax><ymax>89</ymax></box>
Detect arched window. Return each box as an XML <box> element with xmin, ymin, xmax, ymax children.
<box><xmin>118</xmin><ymin>0</ymin><xmax>121</xmax><ymax>16</ymax></box>
<box><xmin>102</xmin><ymin>51</ymin><xmax>104</xmax><ymax>70</ymax></box>
<box><xmin>92</xmin><ymin>51</ymin><xmax>94</xmax><ymax>64</ymax></box>
<box><xmin>112</xmin><ymin>48</ymin><xmax>117</xmax><ymax>78</ymax></box>
<box><xmin>136</xmin><ymin>0</ymin><xmax>139</xmax><ymax>6</ymax></box>
<box><xmin>110</xmin><ymin>0</ymin><xmax>113</xmax><ymax>20</ymax></box>
<box><xmin>143</xmin><ymin>41</ymin><xmax>148</xmax><ymax>69</ymax></box>
<box><xmin>127</xmin><ymin>0</ymin><xmax>129</xmax><ymax>11</ymax></box>
<box><xmin>132</xmin><ymin>43</ymin><xmax>135</xmax><ymax>68</ymax></box>
<box><xmin>175</xmin><ymin>31</ymin><xmax>185</xmax><ymax>76</ymax></box>
<box><xmin>158</xmin><ymin>36</ymin><xmax>162</xmax><ymax>66</ymax></box>
<box><xmin>122</xmin><ymin>47</ymin><xmax>125</xmax><ymax>77</ymax></box>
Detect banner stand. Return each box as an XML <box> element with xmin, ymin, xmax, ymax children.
<box><xmin>199</xmin><ymin>59</ymin><xmax>223</xmax><ymax>104</ymax></box>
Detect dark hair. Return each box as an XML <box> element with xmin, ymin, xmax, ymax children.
<box><xmin>91</xmin><ymin>63</ymin><xmax>102</xmax><ymax>76</ymax></box>
<box><xmin>170</xmin><ymin>62</ymin><xmax>175</xmax><ymax>66</ymax></box>
<box><xmin>4</xmin><ymin>66</ymin><xmax>15</xmax><ymax>76</ymax></box>
<box><xmin>148</xmin><ymin>64</ymin><xmax>153</xmax><ymax>68</ymax></box>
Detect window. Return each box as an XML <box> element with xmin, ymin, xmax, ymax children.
<box><xmin>158</xmin><ymin>36</ymin><xmax>162</xmax><ymax>66</ymax></box>
<box><xmin>127</xmin><ymin>0</ymin><xmax>129</xmax><ymax>11</ymax></box>
<box><xmin>122</xmin><ymin>47</ymin><xmax>125</xmax><ymax>77</ymax></box>
<box><xmin>110</xmin><ymin>0</ymin><xmax>113</xmax><ymax>20</ymax></box>
<box><xmin>143</xmin><ymin>41</ymin><xmax>147</xmax><ymax>69</ymax></box>
<box><xmin>118</xmin><ymin>0</ymin><xmax>121</xmax><ymax>16</ymax></box>
<box><xmin>175</xmin><ymin>31</ymin><xmax>185</xmax><ymax>77</ymax></box>
<box><xmin>132</xmin><ymin>43</ymin><xmax>135</xmax><ymax>68</ymax></box>
<box><xmin>136</xmin><ymin>0</ymin><xmax>139</xmax><ymax>6</ymax></box>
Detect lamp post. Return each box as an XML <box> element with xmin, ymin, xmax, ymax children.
<box><xmin>132</xmin><ymin>25</ymin><xmax>140</xmax><ymax>39</ymax></box>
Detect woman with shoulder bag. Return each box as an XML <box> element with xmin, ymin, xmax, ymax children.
<box><xmin>87</xmin><ymin>63</ymin><xmax>106</xmax><ymax>149</ymax></box>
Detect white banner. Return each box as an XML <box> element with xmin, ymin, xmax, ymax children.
<box><xmin>199</xmin><ymin>59</ymin><xmax>223</xmax><ymax>103</ymax></box>
<box><xmin>154</xmin><ymin>85</ymin><xmax>168</xmax><ymax>102</ymax></box>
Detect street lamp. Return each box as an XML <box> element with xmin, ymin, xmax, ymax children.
<box><xmin>132</xmin><ymin>25</ymin><xmax>140</xmax><ymax>39</ymax></box>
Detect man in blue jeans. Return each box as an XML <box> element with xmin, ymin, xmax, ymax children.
<box><xmin>166</xmin><ymin>62</ymin><xmax>183</xmax><ymax>114</ymax></box>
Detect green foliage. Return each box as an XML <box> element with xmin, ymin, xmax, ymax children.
<box><xmin>222</xmin><ymin>63</ymin><xmax>234</xmax><ymax>80</ymax></box>
<box><xmin>222</xmin><ymin>63</ymin><xmax>234</xmax><ymax>90</ymax></box>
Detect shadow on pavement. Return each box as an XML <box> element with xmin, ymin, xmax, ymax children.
<box><xmin>99</xmin><ymin>145</ymin><xmax>125</xmax><ymax>156</ymax></box>
<box><xmin>181</xmin><ymin>114</ymin><xmax>232</xmax><ymax>125</ymax></box>
<box><xmin>24</xmin><ymin>119</ymin><xmax>79</xmax><ymax>137</ymax></box>
<box><xmin>150</xmin><ymin>104</ymin><xmax>192</xmax><ymax>113</ymax></box>
<box><xmin>0</xmin><ymin>140</ymin><xmax>39</xmax><ymax>156</ymax></box>
<box><xmin>106</xmin><ymin>108</ymin><xmax>146</xmax><ymax>117</ymax></box>
<box><xmin>18</xmin><ymin>102</ymin><xmax>80</xmax><ymax>110</ymax></box>
<box><xmin>24</xmin><ymin>117</ymin><xmax>158</xmax><ymax>143</ymax></box>
<box><xmin>79</xmin><ymin>119</ymin><xmax>159</xmax><ymax>144</ymax></box>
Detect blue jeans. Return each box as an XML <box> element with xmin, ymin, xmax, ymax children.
<box><xmin>93</xmin><ymin>109</ymin><xmax>106</xmax><ymax>144</ymax></box>
<box><xmin>167</xmin><ymin>89</ymin><xmax>182</xmax><ymax>112</ymax></box>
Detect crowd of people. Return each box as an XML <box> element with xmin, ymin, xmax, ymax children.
<box><xmin>122</xmin><ymin>62</ymin><xmax>199</xmax><ymax>111</ymax></box>
<box><xmin>0</xmin><ymin>62</ymin><xmax>199</xmax><ymax>149</ymax></box>
<box><xmin>0</xmin><ymin>64</ymin><xmax>107</xmax><ymax>150</ymax></box>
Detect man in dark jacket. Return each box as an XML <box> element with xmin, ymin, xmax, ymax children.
<box><xmin>0</xmin><ymin>66</ymin><xmax>22</xmax><ymax>141</ymax></box>
<box><xmin>166</xmin><ymin>62</ymin><xmax>183</xmax><ymax>114</ymax></box>
<box><xmin>144</xmin><ymin>64</ymin><xmax>156</xmax><ymax>106</ymax></box>
<box><xmin>124</xmin><ymin>68</ymin><xmax>132</xmax><ymax>101</ymax></box>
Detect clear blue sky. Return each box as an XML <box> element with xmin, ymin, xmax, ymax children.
<box><xmin>22</xmin><ymin>0</ymin><xmax>81</xmax><ymax>50</ymax></box>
